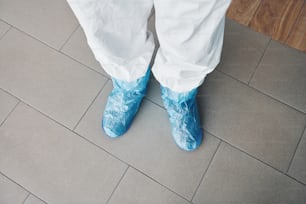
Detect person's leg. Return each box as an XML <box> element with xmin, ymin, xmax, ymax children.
<box><xmin>67</xmin><ymin>0</ymin><xmax>155</xmax><ymax>137</ymax></box>
<box><xmin>67</xmin><ymin>0</ymin><xmax>155</xmax><ymax>81</ymax></box>
<box><xmin>153</xmin><ymin>0</ymin><xmax>231</xmax><ymax>92</ymax></box>
<box><xmin>153</xmin><ymin>0</ymin><xmax>231</xmax><ymax>150</ymax></box>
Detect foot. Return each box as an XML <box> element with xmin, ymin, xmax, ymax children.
<box><xmin>102</xmin><ymin>69</ymin><xmax>150</xmax><ymax>138</ymax></box>
<box><xmin>161</xmin><ymin>86</ymin><xmax>203</xmax><ymax>151</ymax></box>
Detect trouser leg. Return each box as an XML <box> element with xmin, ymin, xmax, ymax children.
<box><xmin>66</xmin><ymin>0</ymin><xmax>155</xmax><ymax>81</ymax></box>
<box><xmin>152</xmin><ymin>0</ymin><xmax>232</xmax><ymax>92</ymax></box>
<box><xmin>153</xmin><ymin>0</ymin><xmax>231</xmax><ymax>151</ymax></box>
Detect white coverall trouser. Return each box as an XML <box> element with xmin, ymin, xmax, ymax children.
<box><xmin>66</xmin><ymin>0</ymin><xmax>231</xmax><ymax>92</ymax></box>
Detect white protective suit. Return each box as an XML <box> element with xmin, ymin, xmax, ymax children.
<box><xmin>66</xmin><ymin>0</ymin><xmax>232</xmax><ymax>92</ymax></box>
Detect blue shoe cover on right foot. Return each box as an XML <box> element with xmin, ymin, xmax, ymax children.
<box><xmin>161</xmin><ymin>86</ymin><xmax>203</xmax><ymax>151</ymax></box>
<box><xmin>102</xmin><ymin>69</ymin><xmax>150</xmax><ymax>138</ymax></box>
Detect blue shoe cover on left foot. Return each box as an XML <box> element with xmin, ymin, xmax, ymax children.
<box><xmin>161</xmin><ymin>86</ymin><xmax>203</xmax><ymax>151</ymax></box>
<box><xmin>102</xmin><ymin>69</ymin><xmax>150</xmax><ymax>138</ymax></box>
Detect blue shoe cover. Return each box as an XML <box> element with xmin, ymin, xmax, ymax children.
<box><xmin>161</xmin><ymin>86</ymin><xmax>203</xmax><ymax>151</ymax></box>
<box><xmin>102</xmin><ymin>69</ymin><xmax>150</xmax><ymax>138</ymax></box>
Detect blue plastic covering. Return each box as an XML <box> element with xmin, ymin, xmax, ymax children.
<box><xmin>102</xmin><ymin>68</ymin><xmax>150</xmax><ymax>138</ymax></box>
<box><xmin>161</xmin><ymin>86</ymin><xmax>203</xmax><ymax>151</ymax></box>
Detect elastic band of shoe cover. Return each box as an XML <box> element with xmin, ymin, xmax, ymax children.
<box><xmin>161</xmin><ymin>86</ymin><xmax>197</xmax><ymax>104</ymax></box>
<box><xmin>112</xmin><ymin>68</ymin><xmax>151</xmax><ymax>91</ymax></box>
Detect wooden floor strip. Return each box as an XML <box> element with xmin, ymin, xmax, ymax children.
<box><xmin>227</xmin><ymin>0</ymin><xmax>306</xmax><ymax>52</ymax></box>
<box><xmin>249</xmin><ymin>0</ymin><xmax>290</xmax><ymax>36</ymax></box>
<box><xmin>286</xmin><ymin>2</ymin><xmax>306</xmax><ymax>52</ymax></box>
<box><xmin>272</xmin><ymin>0</ymin><xmax>304</xmax><ymax>42</ymax></box>
<box><xmin>226</xmin><ymin>0</ymin><xmax>261</xmax><ymax>26</ymax></box>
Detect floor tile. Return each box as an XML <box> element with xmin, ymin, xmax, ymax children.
<box><xmin>0</xmin><ymin>174</ymin><xmax>29</xmax><ymax>204</ymax></box>
<box><xmin>148</xmin><ymin>12</ymin><xmax>160</xmax><ymax>54</ymax></box>
<box><xmin>24</xmin><ymin>195</ymin><xmax>46</xmax><ymax>204</ymax></box>
<box><xmin>75</xmin><ymin>81</ymin><xmax>220</xmax><ymax>200</ymax></box>
<box><xmin>146</xmin><ymin>77</ymin><xmax>163</xmax><ymax>107</ymax></box>
<box><xmin>193</xmin><ymin>143</ymin><xmax>306</xmax><ymax>204</ymax></box>
<box><xmin>217</xmin><ymin>19</ymin><xmax>270</xmax><ymax>83</ymax></box>
<box><xmin>0</xmin><ymin>20</ymin><xmax>10</xmax><ymax>39</ymax></box>
<box><xmin>146</xmin><ymin>13</ymin><xmax>163</xmax><ymax>107</ymax></box>
<box><xmin>0</xmin><ymin>89</ymin><xmax>18</xmax><ymax>125</ymax></box>
<box><xmin>0</xmin><ymin>103</ymin><xmax>127</xmax><ymax>204</ymax></box>
<box><xmin>250</xmin><ymin>40</ymin><xmax>306</xmax><ymax>113</ymax></box>
<box><xmin>289</xmin><ymin>129</ymin><xmax>306</xmax><ymax>184</ymax></box>
<box><xmin>0</xmin><ymin>0</ymin><xmax>78</xmax><ymax>49</ymax></box>
<box><xmin>198</xmin><ymin>70</ymin><xmax>306</xmax><ymax>171</ymax></box>
<box><xmin>61</xmin><ymin>26</ymin><xmax>108</xmax><ymax>77</ymax></box>
<box><xmin>0</xmin><ymin>28</ymin><xmax>107</xmax><ymax>129</ymax></box>
<box><xmin>108</xmin><ymin>168</ymin><xmax>190</xmax><ymax>204</ymax></box>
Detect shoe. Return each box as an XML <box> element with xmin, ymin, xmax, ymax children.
<box><xmin>161</xmin><ymin>86</ymin><xmax>203</xmax><ymax>151</ymax></box>
<box><xmin>102</xmin><ymin>69</ymin><xmax>150</xmax><ymax>138</ymax></box>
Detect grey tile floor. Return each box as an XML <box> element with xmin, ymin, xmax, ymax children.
<box><xmin>0</xmin><ymin>1</ymin><xmax>306</xmax><ymax>203</ymax></box>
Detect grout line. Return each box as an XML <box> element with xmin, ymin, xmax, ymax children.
<box><xmin>0</xmin><ymin>25</ymin><xmax>11</xmax><ymax>41</ymax></box>
<box><xmin>0</xmin><ymin>171</ymin><xmax>48</xmax><ymax>204</ymax></box>
<box><xmin>191</xmin><ymin>140</ymin><xmax>221</xmax><ymax>202</ymax></box>
<box><xmin>3</xmin><ymin>83</ymin><xmax>306</xmax><ymax>196</ymax></box>
<box><xmin>0</xmin><ymin>89</ymin><xmax>130</xmax><ymax>168</ymax></box>
<box><xmin>72</xmin><ymin>125</ymin><xmax>192</xmax><ymax>203</ymax></box>
<box><xmin>58</xmin><ymin>49</ymin><xmax>110</xmax><ymax>79</ymax></box>
<box><xmin>0</xmin><ymin>22</ymin><xmax>190</xmax><ymax>201</ymax></box>
<box><xmin>59</xmin><ymin>24</ymin><xmax>80</xmax><ymax>51</ymax></box>
<box><xmin>247</xmin><ymin>38</ymin><xmax>272</xmax><ymax>85</ymax></box>
<box><xmin>0</xmin><ymin>95</ymin><xmax>65</xmax><ymax>134</ymax></box>
<box><xmin>215</xmin><ymin>68</ymin><xmax>249</xmax><ymax>86</ymax></box>
<box><xmin>0</xmin><ymin>21</ymin><xmax>109</xmax><ymax>79</ymax></box>
<box><xmin>1</xmin><ymin>19</ymin><xmax>305</xmax><ymax>199</ymax></box>
<box><xmin>144</xmin><ymin>97</ymin><xmax>164</xmax><ymax>110</ymax></box>
<box><xmin>129</xmin><ymin>166</ymin><xmax>192</xmax><ymax>203</ymax></box>
<box><xmin>286</xmin><ymin>123</ymin><xmax>306</xmax><ymax>173</ymax></box>
<box><xmin>248</xmin><ymin>84</ymin><xmax>306</xmax><ymax>115</ymax></box>
<box><xmin>0</xmin><ymin>88</ymin><xmax>21</xmax><ymax>102</ymax></box>
<box><xmin>1</xmin><ymin>85</ymin><xmax>305</xmax><ymax>201</ymax></box>
<box><xmin>22</xmin><ymin>192</ymin><xmax>31</xmax><ymax>204</ymax></box>
<box><xmin>146</xmin><ymin>95</ymin><xmax>306</xmax><ymax>192</ymax></box>
<box><xmin>285</xmin><ymin>172</ymin><xmax>306</xmax><ymax>186</ymax></box>
<box><xmin>0</xmin><ymin>100</ymin><xmax>20</xmax><ymax>128</ymax></box>
<box><xmin>73</xmin><ymin>79</ymin><xmax>109</xmax><ymax>131</ymax></box>
<box><xmin>0</xmin><ymin>58</ymin><xmax>305</xmax><ymax>199</ymax></box>
<box><xmin>213</xmin><ymin>69</ymin><xmax>306</xmax><ymax>115</ymax></box>
<box><xmin>0</xmin><ymin>19</ymin><xmax>60</xmax><ymax>50</ymax></box>
<box><xmin>5</xmin><ymin>81</ymin><xmax>303</xmax><ymax>190</ymax></box>
<box><xmin>0</xmin><ymin>8</ymin><xmax>303</xmax><ymax>203</ymax></box>
<box><xmin>1</xmin><ymin>17</ymin><xmax>301</xmax><ymax>116</ymax></box>
<box><xmin>105</xmin><ymin>166</ymin><xmax>129</xmax><ymax>204</ymax></box>
<box><xmin>0</xmin><ymin>89</ymin><xmax>129</xmax><ymax>166</ymax></box>
<box><xmin>71</xmin><ymin>97</ymin><xmax>210</xmax><ymax>202</ymax></box>
<box><xmin>71</xmin><ymin>119</ymin><xmax>128</xmax><ymax>166</ymax></box>
<box><xmin>202</xmin><ymin>128</ymin><xmax>306</xmax><ymax>187</ymax></box>
<box><xmin>1</xmin><ymin>99</ymin><xmax>191</xmax><ymax>204</ymax></box>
